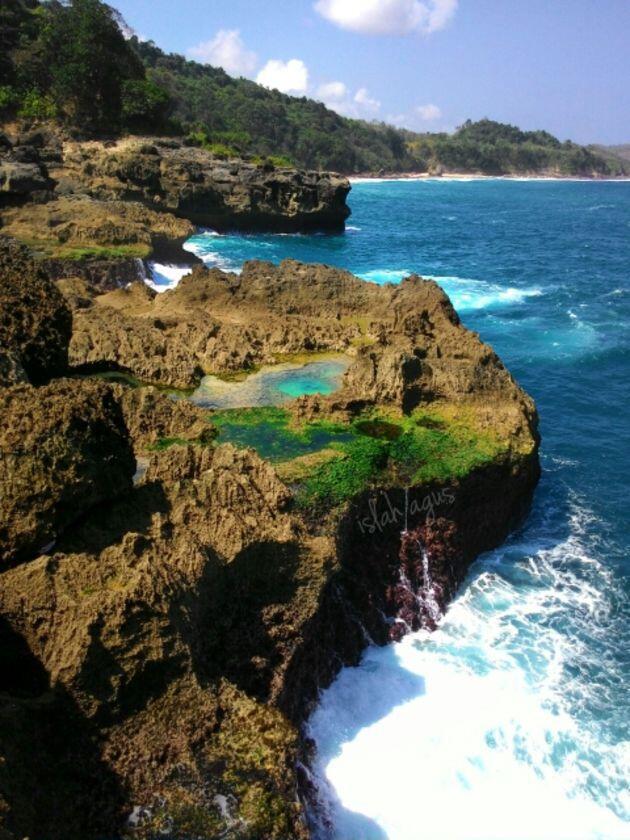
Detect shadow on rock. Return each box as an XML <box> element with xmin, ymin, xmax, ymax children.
<box><xmin>0</xmin><ymin>618</ymin><xmax>127</xmax><ymax>840</ymax></box>
<box><xmin>198</xmin><ymin>540</ymin><xmax>302</xmax><ymax>701</ymax></box>
<box><xmin>57</xmin><ymin>479</ymin><xmax>170</xmax><ymax>556</ymax></box>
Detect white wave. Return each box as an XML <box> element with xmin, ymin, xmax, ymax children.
<box><xmin>146</xmin><ymin>263</ymin><xmax>192</xmax><ymax>292</ymax></box>
<box><xmin>426</xmin><ymin>274</ymin><xmax>543</xmax><ymax>311</ymax></box>
<box><xmin>185</xmin><ymin>240</ymin><xmax>243</xmax><ymax>273</ymax></box>
<box><xmin>341</xmin><ymin>269</ymin><xmax>543</xmax><ymax>312</ymax></box>
<box><xmin>306</xmin><ymin>499</ymin><xmax>629</xmax><ymax>840</ymax></box>
<box><xmin>358</xmin><ymin>268</ymin><xmax>413</xmax><ymax>285</ymax></box>
<box><xmin>346</xmin><ymin>225</ymin><xmax>362</xmax><ymax>232</ymax></box>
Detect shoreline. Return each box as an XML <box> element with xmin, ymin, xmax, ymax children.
<box><xmin>348</xmin><ymin>171</ymin><xmax>630</xmax><ymax>183</ymax></box>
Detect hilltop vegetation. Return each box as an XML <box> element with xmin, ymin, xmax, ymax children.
<box><xmin>1</xmin><ymin>0</ymin><xmax>627</xmax><ymax>176</ymax></box>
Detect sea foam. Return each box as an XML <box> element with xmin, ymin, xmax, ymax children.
<box><xmin>306</xmin><ymin>496</ymin><xmax>630</xmax><ymax>839</ymax></box>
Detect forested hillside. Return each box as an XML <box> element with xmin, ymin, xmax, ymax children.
<box><xmin>1</xmin><ymin>0</ymin><xmax>627</xmax><ymax>176</ymax></box>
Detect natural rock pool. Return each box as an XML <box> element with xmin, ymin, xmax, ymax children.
<box><xmin>190</xmin><ymin>356</ymin><xmax>350</xmax><ymax>410</ymax></box>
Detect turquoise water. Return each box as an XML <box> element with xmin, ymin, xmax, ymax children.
<box><xmin>188</xmin><ymin>179</ymin><xmax>630</xmax><ymax>839</ymax></box>
<box><xmin>209</xmin><ymin>412</ymin><xmax>354</xmax><ymax>464</ymax></box>
<box><xmin>190</xmin><ymin>359</ymin><xmax>349</xmax><ymax>409</ymax></box>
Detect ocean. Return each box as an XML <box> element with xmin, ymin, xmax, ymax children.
<box><xmin>155</xmin><ymin>178</ymin><xmax>630</xmax><ymax>840</ymax></box>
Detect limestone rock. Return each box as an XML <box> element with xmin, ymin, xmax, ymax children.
<box><xmin>0</xmin><ymin>379</ymin><xmax>135</xmax><ymax>565</ymax></box>
<box><xmin>112</xmin><ymin>383</ymin><xmax>216</xmax><ymax>453</ymax></box>
<box><xmin>0</xmin><ymin>196</ymin><xmax>194</xmax><ymax>263</ymax></box>
<box><xmin>52</xmin><ymin>137</ymin><xmax>351</xmax><ymax>232</ymax></box>
<box><xmin>67</xmin><ymin>260</ymin><xmax>531</xmax><ymax>416</ymax></box>
<box><xmin>0</xmin><ymin>237</ymin><xmax>72</xmax><ymax>385</ymax></box>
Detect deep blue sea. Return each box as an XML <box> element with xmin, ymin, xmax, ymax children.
<box><xmin>155</xmin><ymin>179</ymin><xmax>630</xmax><ymax>839</ymax></box>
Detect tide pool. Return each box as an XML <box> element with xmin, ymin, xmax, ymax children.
<box><xmin>190</xmin><ymin>358</ymin><xmax>349</xmax><ymax>410</ymax></box>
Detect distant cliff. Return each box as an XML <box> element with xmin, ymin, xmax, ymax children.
<box><xmin>0</xmin><ymin>129</ymin><xmax>351</xmax><ymax>257</ymax></box>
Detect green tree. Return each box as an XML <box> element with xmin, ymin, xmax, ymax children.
<box><xmin>121</xmin><ymin>77</ymin><xmax>171</xmax><ymax>132</ymax></box>
<box><xmin>40</xmin><ymin>0</ymin><xmax>144</xmax><ymax>133</ymax></box>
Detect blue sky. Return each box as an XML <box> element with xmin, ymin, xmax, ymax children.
<box><xmin>114</xmin><ymin>0</ymin><xmax>630</xmax><ymax>144</ymax></box>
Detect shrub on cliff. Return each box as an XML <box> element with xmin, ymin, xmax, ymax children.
<box><xmin>16</xmin><ymin>89</ymin><xmax>57</xmax><ymax>120</ymax></box>
<box><xmin>38</xmin><ymin>0</ymin><xmax>144</xmax><ymax>133</ymax></box>
<box><xmin>121</xmin><ymin>77</ymin><xmax>172</xmax><ymax>133</ymax></box>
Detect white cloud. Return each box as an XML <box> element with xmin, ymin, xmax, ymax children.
<box><xmin>386</xmin><ymin>113</ymin><xmax>410</xmax><ymax>127</ymax></box>
<box><xmin>187</xmin><ymin>29</ymin><xmax>257</xmax><ymax>77</ymax></box>
<box><xmin>416</xmin><ymin>103</ymin><xmax>442</xmax><ymax>120</ymax></box>
<box><xmin>316</xmin><ymin>82</ymin><xmax>381</xmax><ymax>118</ymax></box>
<box><xmin>256</xmin><ymin>59</ymin><xmax>309</xmax><ymax>94</ymax></box>
<box><xmin>317</xmin><ymin>81</ymin><xmax>349</xmax><ymax>103</ymax></box>
<box><xmin>354</xmin><ymin>87</ymin><xmax>381</xmax><ymax>114</ymax></box>
<box><xmin>314</xmin><ymin>0</ymin><xmax>457</xmax><ymax>35</ymax></box>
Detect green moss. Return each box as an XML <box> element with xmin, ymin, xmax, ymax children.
<box><xmin>148</xmin><ymin>435</ymin><xmax>214</xmax><ymax>452</ymax></box>
<box><xmin>295</xmin><ymin>405</ymin><xmax>507</xmax><ymax>511</ymax></box>
<box><xmin>210</xmin><ymin>407</ymin><xmax>353</xmax><ymax>463</ymax></box>
<box><xmin>52</xmin><ymin>243</ymin><xmax>151</xmax><ymax>260</ymax></box>
<box><xmin>211</xmin><ymin>406</ymin><xmax>290</xmax><ymax>429</ymax></box>
<box><xmin>27</xmin><ymin>241</ymin><xmax>150</xmax><ymax>260</ymax></box>
<box><xmin>148</xmin><ymin>437</ymin><xmax>190</xmax><ymax>451</ymax></box>
<box><xmin>211</xmin><ymin>404</ymin><xmax>507</xmax><ymax>511</ymax></box>
<box><xmin>295</xmin><ymin>435</ymin><xmax>388</xmax><ymax>509</ymax></box>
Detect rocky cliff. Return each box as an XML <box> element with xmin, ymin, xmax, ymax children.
<box><xmin>0</xmin><ymin>130</ymin><xmax>351</xmax><ymax>249</ymax></box>
<box><xmin>0</xmin><ymin>241</ymin><xmax>539</xmax><ymax>839</ymax></box>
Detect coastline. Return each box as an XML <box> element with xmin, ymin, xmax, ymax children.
<box><xmin>348</xmin><ymin>171</ymin><xmax>630</xmax><ymax>183</ymax></box>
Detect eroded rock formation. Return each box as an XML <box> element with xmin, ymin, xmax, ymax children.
<box><xmin>0</xmin><ymin>379</ymin><xmax>135</xmax><ymax>565</ymax></box>
<box><xmin>0</xmin><ymin>243</ymin><xmax>540</xmax><ymax>839</ymax></box>
<box><xmin>0</xmin><ymin>237</ymin><xmax>72</xmax><ymax>386</ymax></box>
<box><xmin>52</xmin><ymin>138</ymin><xmax>351</xmax><ymax>232</ymax></box>
<box><xmin>0</xmin><ymin>132</ymin><xmax>351</xmax><ymax>242</ymax></box>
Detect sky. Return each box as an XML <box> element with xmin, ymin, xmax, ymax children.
<box><xmin>113</xmin><ymin>0</ymin><xmax>630</xmax><ymax>144</ymax></box>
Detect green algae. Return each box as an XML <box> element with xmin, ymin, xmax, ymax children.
<box><xmin>209</xmin><ymin>404</ymin><xmax>508</xmax><ymax>512</ymax></box>
<box><xmin>210</xmin><ymin>407</ymin><xmax>353</xmax><ymax>463</ymax></box>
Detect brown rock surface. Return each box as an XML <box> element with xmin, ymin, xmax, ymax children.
<box><xmin>112</xmin><ymin>383</ymin><xmax>216</xmax><ymax>453</ymax></box>
<box><xmin>0</xmin><ymin>237</ymin><xmax>72</xmax><ymax>385</ymax></box>
<box><xmin>0</xmin><ymin>443</ymin><xmax>311</xmax><ymax>837</ymax></box>
<box><xmin>0</xmin><ymin>379</ymin><xmax>135</xmax><ymax>565</ymax></box>
<box><xmin>51</xmin><ymin>137</ymin><xmax>351</xmax><ymax>232</ymax></box>
<box><xmin>68</xmin><ymin>259</ymin><xmax>530</xmax><ymax>417</ymax></box>
<box><xmin>0</xmin><ymin>244</ymin><xmax>540</xmax><ymax>838</ymax></box>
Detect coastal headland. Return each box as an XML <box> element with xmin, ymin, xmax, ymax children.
<box><xmin>0</xmin><ymin>127</ymin><xmax>540</xmax><ymax>836</ymax></box>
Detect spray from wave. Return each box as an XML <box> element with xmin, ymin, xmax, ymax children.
<box><xmin>305</xmin><ymin>490</ymin><xmax>630</xmax><ymax>840</ymax></box>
